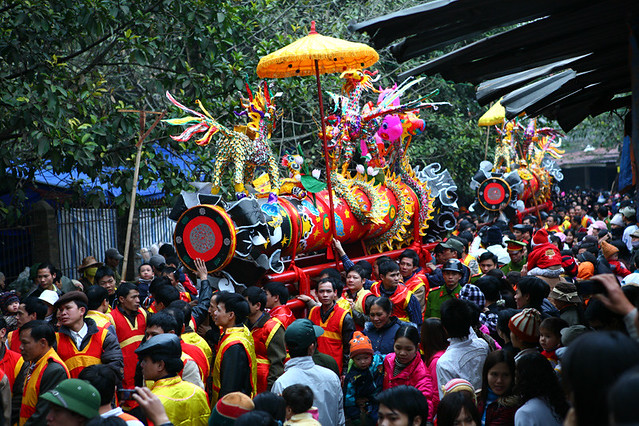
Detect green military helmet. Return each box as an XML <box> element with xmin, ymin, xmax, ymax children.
<box><xmin>41</xmin><ymin>378</ymin><xmax>100</xmax><ymax>419</ymax></box>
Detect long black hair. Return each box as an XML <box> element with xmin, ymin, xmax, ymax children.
<box><xmin>420</xmin><ymin>317</ymin><xmax>448</xmax><ymax>362</ymax></box>
<box><xmin>563</xmin><ymin>331</ymin><xmax>639</xmax><ymax>426</ymax></box>
<box><xmin>437</xmin><ymin>392</ymin><xmax>480</xmax><ymax>426</ymax></box>
<box><xmin>515</xmin><ymin>352</ymin><xmax>569</xmax><ymax>421</ymax></box>
<box><xmin>478</xmin><ymin>350</ymin><xmax>516</xmax><ymax>404</ymax></box>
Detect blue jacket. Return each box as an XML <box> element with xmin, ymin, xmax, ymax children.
<box><xmin>363</xmin><ymin>317</ymin><xmax>417</xmax><ymax>356</ymax></box>
<box><xmin>343</xmin><ymin>353</ymin><xmax>384</xmax><ymax>421</ymax></box>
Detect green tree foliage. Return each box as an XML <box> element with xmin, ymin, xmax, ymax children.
<box><xmin>0</xmin><ymin>0</ymin><xmax>497</xmax><ymax>221</ymax></box>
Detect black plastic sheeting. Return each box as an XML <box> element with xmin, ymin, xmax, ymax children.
<box><xmin>352</xmin><ymin>0</ymin><xmax>638</xmax><ymax>131</ymax></box>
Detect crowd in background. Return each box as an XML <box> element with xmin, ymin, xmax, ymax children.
<box><xmin>0</xmin><ymin>188</ymin><xmax>638</xmax><ymax>426</ymax></box>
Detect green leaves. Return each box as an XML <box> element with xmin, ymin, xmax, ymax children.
<box><xmin>0</xmin><ymin>0</ymin><xmax>536</xmax><ymax>221</ymax></box>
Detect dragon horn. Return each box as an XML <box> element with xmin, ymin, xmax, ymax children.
<box><xmin>264</xmin><ymin>81</ymin><xmax>271</xmax><ymax>104</ymax></box>
<box><xmin>245</xmin><ymin>76</ymin><xmax>253</xmax><ymax>102</ymax></box>
<box><xmin>166</xmin><ymin>91</ymin><xmax>205</xmax><ymax>118</ymax></box>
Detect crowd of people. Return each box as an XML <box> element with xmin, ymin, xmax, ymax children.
<box><xmin>0</xmin><ymin>188</ymin><xmax>639</xmax><ymax>425</ymax></box>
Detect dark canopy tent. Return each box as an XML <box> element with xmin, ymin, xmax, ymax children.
<box><xmin>351</xmin><ymin>0</ymin><xmax>639</xmax><ymax>186</ymax></box>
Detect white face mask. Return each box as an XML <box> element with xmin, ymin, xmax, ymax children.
<box><xmin>632</xmin><ymin>241</ymin><xmax>639</xmax><ymax>249</ymax></box>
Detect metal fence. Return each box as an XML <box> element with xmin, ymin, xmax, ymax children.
<box><xmin>139</xmin><ymin>208</ymin><xmax>175</xmax><ymax>251</ymax></box>
<box><xmin>1</xmin><ymin>207</ymin><xmax>176</xmax><ymax>284</ymax></box>
<box><xmin>57</xmin><ymin>208</ymin><xmax>119</xmax><ymax>280</ymax></box>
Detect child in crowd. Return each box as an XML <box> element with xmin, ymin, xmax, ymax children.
<box><xmin>343</xmin><ymin>331</ymin><xmax>384</xmax><ymax>425</ymax></box>
<box><xmin>137</xmin><ymin>263</ymin><xmax>154</xmax><ymax>306</ymax></box>
<box><xmin>282</xmin><ymin>384</ymin><xmax>321</xmax><ymax>425</ymax></box>
<box><xmin>600</xmin><ymin>240</ymin><xmax>631</xmax><ymax>277</ymax></box>
<box><xmin>0</xmin><ymin>292</ymin><xmax>19</xmax><ymax>331</ymax></box>
<box><xmin>509</xmin><ymin>308</ymin><xmax>542</xmax><ymax>364</ymax></box>
<box><xmin>539</xmin><ymin>317</ymin><xmax>568</xmax><ymax>368</ymax></box>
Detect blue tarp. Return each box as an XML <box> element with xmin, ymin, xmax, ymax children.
<box><xmin>619</xmin><ymin>135</ymin><xmax>633</xmax><ymax>191</ymax></box>
<box><xmin>4</xmin><ymin>143</ymin><xmax>201</xmax><ymax>206</ymax></box>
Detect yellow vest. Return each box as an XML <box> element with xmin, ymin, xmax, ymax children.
<box><xmin>20</xmin><ymin>348</ymin><xmax>70</xmax><ymax>425</ymax></box>
<box><xmin>182</xmin><ymin>331</ymin><xmax>213</xmax><ymax>364</ymax></box>
<box><xmin>150</xmin><ymin>376</ymin><xmax>210</xmax><ymax>426</ymax></box>
<box><xmin>211</xmin><ymin>326</ymin><xmax>257</xmax><ymax>403</ymax></box>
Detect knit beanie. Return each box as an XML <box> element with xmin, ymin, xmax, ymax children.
<box><xmin>600</xmin><ymin>240</ymin><xmax>619</xmax><ymax>260</ymax></box>
<box><xmin>508</xmin><ymin>308</ymin><xmax>541</xmax><ymax>343</ymax></box>
<box><xmin>210</xmin><ymin>392</ymin><xmax>255</xmax><ymax>426</ymax></box>
<box><xmin>561</xmin><ymin>255</ymin><xmax>578</xmax><ymax>277</ymax></box>
<box><xmin>349</xmin><ymin>331</ymin><xmax>373</xmax><ymax>358</ymax></box>
<box><xmin>0</xmin><ymin>292</ymin><xmax>19</xmax><ymax>312</ymax></box>
<box><xmin>442</xmin><ymin>378</ymin><xmax>477</xmax><ymax>403</ymax></box>
<box><xmin>532</xmin><ymin>228</ymin><xmax>549</xmax><ymax>247</ymax></box>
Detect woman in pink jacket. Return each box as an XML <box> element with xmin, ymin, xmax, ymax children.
<box><xmin>383</xmin><ymin>324</ymin><xmax>438</xmax><ymax>422</ymax></box>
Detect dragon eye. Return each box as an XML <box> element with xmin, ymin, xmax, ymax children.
<box><xmin>291</xmin><ymin>163</ymin><xmax>301</xmax><ymax>170</ymax></box>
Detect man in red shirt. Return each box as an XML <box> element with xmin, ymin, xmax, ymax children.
<box><xmin>264</xmin><ymin>282</ymin><xmax>295</xmax><ymax>329</ymax></box>
<box><xmin>398</xmin><ymin>249</ymin><xmax>429</xmax><ymax>312</ymax></box>
<box><xmin>245</xmin><ymin>287</ymin><xmax>286</xmax><ymax>392</ymax></box>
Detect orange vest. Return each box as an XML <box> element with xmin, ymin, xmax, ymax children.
<box><xmin>117</xmin><ymin>412</ymin><xmax>141</xmax><ymax>424</ymax></box>
<box><xmin>109</xmin><ymin>308</ymin><xmax>147</xmax><ymax>389</ymax></box>
<box><xmin>370</xmin><ymin>283</ymin><xmax>412</xmax><ymax>322</ymax></box>
<box><xmin>7</xmin><ymin>329</ymin><xmax>20</xmax><ymax>353</ymax></box>
<box><xmin>211</xmin><ymin>326</ymin><xmax>257</xmax><ymax>403</ymax></box>
<box><xmin>86</xmin><ymin>310</ymin><xmax>113</xmax><ymax>329</ymax></box>
<box><xmin>55</xmin><ymin>327</ymin><xmax>108</xmax><ymax>378</ymax></box>
<box><xmin>269</xmin><ymin>305</ymin><xmax>295</xmax><ymax>329</ymax></box>
<box><xmin>251</xmin><ymin>316</ymin><xmax>283</xmax><ymax>393</ymax></box>
<box><xmin>20</xmin><ymin>348</ymin><xmax>70</xmax><ymax>425</ymax></box>
<box><xmin>0</xmin><ymin>347</ymin><xmax>23</xmax><ymax>389</ymax></box>
<box><xmin>181</xmin><ymin>340</ymin><xmax>209</xmax><ymax>383</ymax></box>
<box><xmin>308</xmin><ymin>304</ymin><xmax>348</xmax><ymax>374</ymax></box>
<box><xmin>404</xmin><ymin>271</ymin><xmax>428</xmax><ymax>295</ymax></box>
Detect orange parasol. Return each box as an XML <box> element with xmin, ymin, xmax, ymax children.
<box><xmin>257</xmin><ymin>21</ymin><xmax>378</xmax><ymax>241</ymax></box>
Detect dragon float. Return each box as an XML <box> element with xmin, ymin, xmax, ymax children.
<box><xmin>469</xmin><ymin>118</ymin><xmax>565</xmax><ymax>223</ymax></box>
<box><xmin>164</xmin><ymin>72</ymin><xmax>457</xmax><ymax>291</ymax></box>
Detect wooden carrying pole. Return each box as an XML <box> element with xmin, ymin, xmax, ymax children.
<box><xmin>118</xmin><ymin>109</ymin><xmax>166</xmax><ymax>281</ymax></box>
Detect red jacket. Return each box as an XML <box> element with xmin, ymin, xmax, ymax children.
<box><xmin>383</xmin><ymin>352</ymin><xmax>436</xmax><ymax>421</ymax></box>
<box><xmin>609</xmin><ymin>259</ymin><xmax>631</xmax><ymax>277</ymax></box>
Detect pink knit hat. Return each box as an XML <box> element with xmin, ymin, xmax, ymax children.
<box><xmin>508</xmin><ymin>308</ymin><xmax>541</xmax><ymax>343</ymax></box>
<box><xmin>442</xmin><ymin>378</ymin><xmax>477</xmax><ymax>403</ymax></box>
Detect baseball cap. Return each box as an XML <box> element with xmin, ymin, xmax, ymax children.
<box><xmin>440</xmin><ymin>238</ymin><xmax>464</xmax><ymax>254</ymax></box>
<box><xmin>41</xmin><ymin>379</ymin><xmax>100</xmax><ymax>419</ymax></box>
<box><xmin>620</xmin><ymin>206</ymin><xmax>636</xmax><ymax>219</ymax></box>
<box><xmin>105</xmin><ymin>248</ymin><xmax>124</xmax><ymax>261</ymax></box>
<box><xmin>285</xmin><ymin>319</ymin><xmax>323</xmax><ymax>350</ymax></box>
<box><xmin>39</xmin><ymin>290</ymin><xmax>60</xmax><ymax>306</ymax></box>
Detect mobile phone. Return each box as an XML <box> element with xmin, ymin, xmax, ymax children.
<box><xmin>117</xmin><ymin>389</ymin><xmax>136</xmax><ymax>401</ymax></box>
<box><xmin>576</xmin><ymin>280</ymin><xmax>605</xmax><ymax>296</ymax></box>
